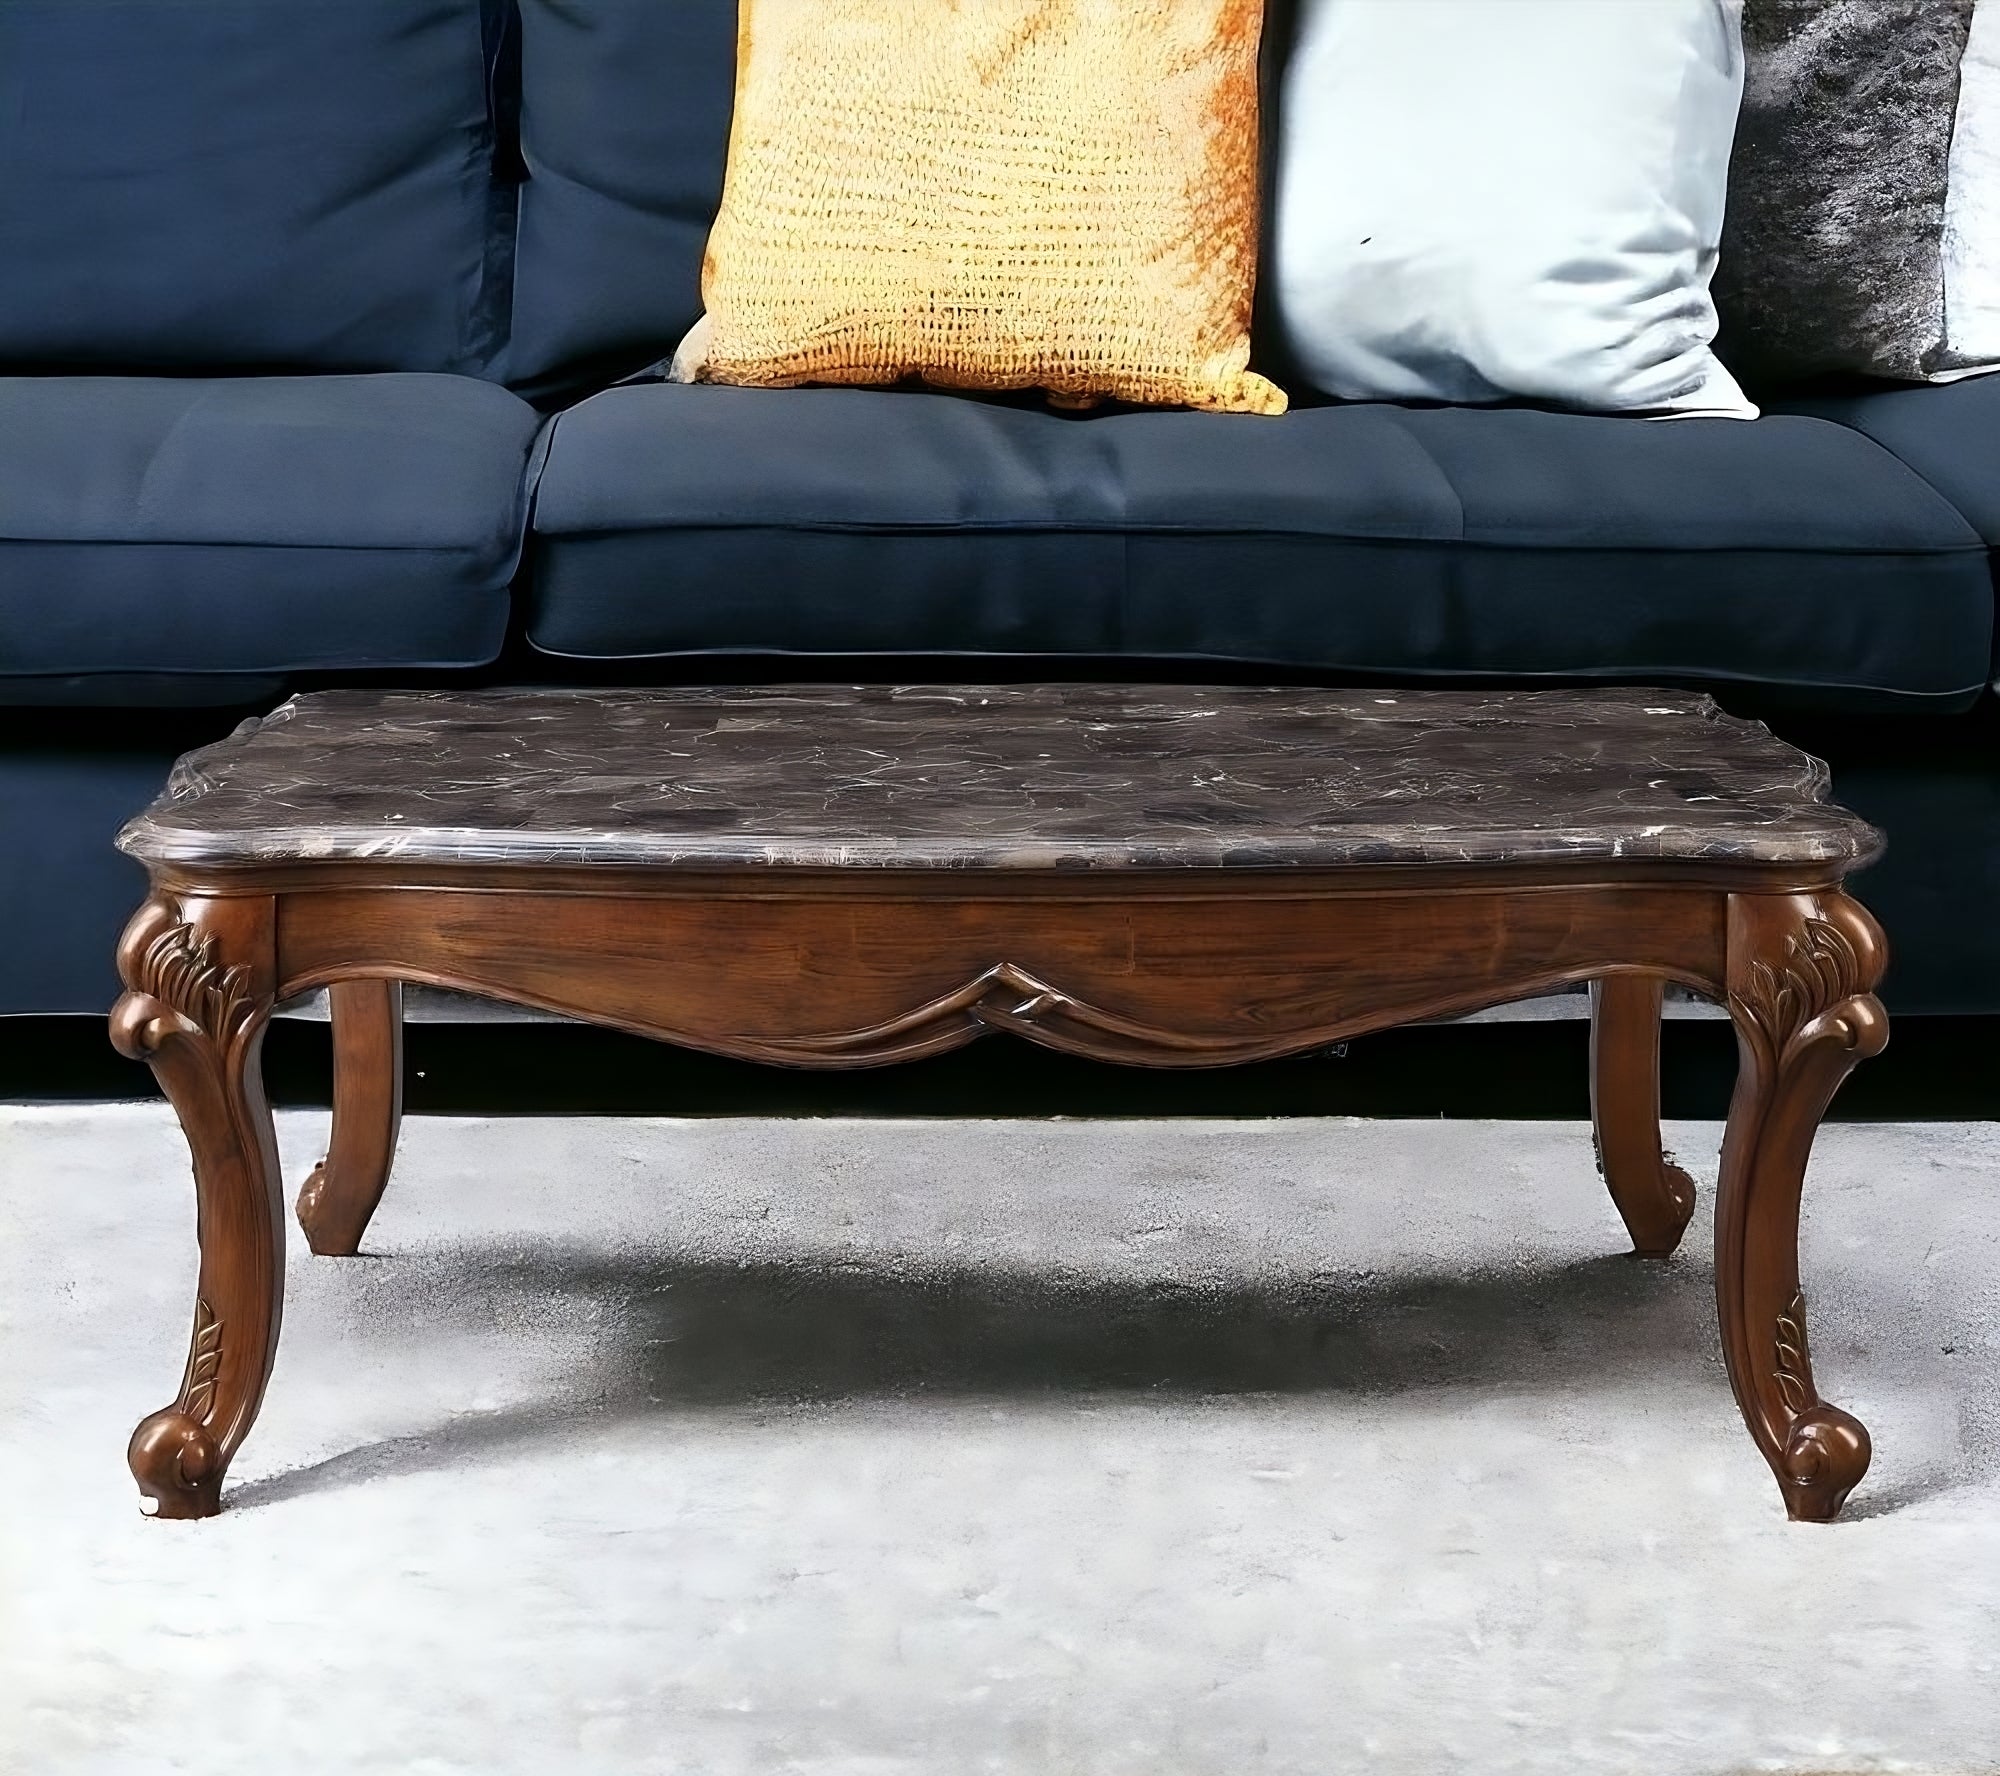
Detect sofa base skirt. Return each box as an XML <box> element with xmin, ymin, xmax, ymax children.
<box><xmin>0</xmin><ymin>710</ymin><xmax>243</xmax><ymax>1015</ymax></box>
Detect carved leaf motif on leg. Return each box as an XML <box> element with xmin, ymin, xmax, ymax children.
<box><xmin>1737</xmin><ymin>916</ymin><xmax>1868</xmax><ymax>1062</ymax></box>
<box><xmin>1773</xmin><ymin>1290</ymin><xmax>1811</xmax><ymax>1416</ymax></box>
<box><xmin>120</xmin><ymin>912</ymin><xmax>259</xmax><ymax>1051</ymax></box>
<box><xmin>181</xmin><ymin>1299</ymin><xmax>224</xmax><ymax>1423</ymax></box>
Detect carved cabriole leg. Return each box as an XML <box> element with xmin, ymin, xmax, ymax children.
<box><xmin>296</xmin><ymin>979</ymin><xmax>404</xmax><ymax>1256</ymax></box>
<box><xmin>110</xmin><ymin>893</ymin><xmax>282</xmax><ymax>1520</ymax></box>
<box><xmin>1589</xmin><ymin>975</ymin><xmax>1698</xmax><ymax>1258</ymax></box>
<box><xmin>1718</xmin><ymin>890</ymin><xmax>1887</xmax><ymax>1522</ymax></box>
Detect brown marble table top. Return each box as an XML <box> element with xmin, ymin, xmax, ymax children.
<box><xmin>118</xmin><ymin>684</ymin><xmax>1882</xmax><ymax>874</ymax></box>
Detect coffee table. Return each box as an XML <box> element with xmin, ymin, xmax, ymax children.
<box><xmin>113</xmin><ymin>685</ymin><xmax>1887</xmax><ymax>1521</ymax></box>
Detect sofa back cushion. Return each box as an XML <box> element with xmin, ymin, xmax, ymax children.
<box><xmin>0</xmin><ymin>0</ymin><xmax>509</xmax><ymax>376</ymax></box>
<box><xmin>507</xmin><ymin>0</ymin><xmax>738</xmax><ymax>395</ymax></box>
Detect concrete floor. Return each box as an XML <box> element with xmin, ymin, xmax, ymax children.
<box><xmin>2</xmin><ymin>1106</ymin><xmax>1997</xmax><ymax>1774</ymax></box>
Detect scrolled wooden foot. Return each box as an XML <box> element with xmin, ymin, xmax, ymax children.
<box><xmin>1779</xmin><ymin>1403</ymin><xmax>1872</xmax><ymax>1524</ymax></box>
<box><xmin>128</xmin><ymin>1406</ymin><xmax>223</xmax><ymax>1519</ymax></box>
<box><xmin>1717</xmin><ymin>890</ymin><xmax>1887</xmax><ymax>1522</ymax></box>
<box><xmin>296</xmin><ymin>978</ymin><xmax>404</xmax><ymax>1256</ymax></box>
<box><xmin>113</xmin><ymin>893</ymin><xmax>284</xmax><ymax>1520</ymax></box>
<box><xmin>1589</xmin><ymin>974</ymin><xmax>1698</xmax><ymax>1258</ymax></box>
<box><xmin>295</xmin><ymin>1164</ymin><xmax>337</xmax><ymax>1250</ymax></box>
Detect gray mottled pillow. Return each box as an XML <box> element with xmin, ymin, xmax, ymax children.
<box><xmin>1716</xmin><ymin>0</ymin><xmax>1975</xmax><ymax>385</ymax></box>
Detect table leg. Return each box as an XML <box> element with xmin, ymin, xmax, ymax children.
<box><xmin>1588</xmin><ymin>975</ymin><xmax>1698</xmax><ymax>1257</ymax></box>
<box><xmin>1717</xmin><ymin>891</ymin><xmax>1887</xmax><ymax>1522</ymax></box>
<box><xmin>111</xmin><ymin>895</ymin><xmax>284</xmax><ymax>1520</ymax></box>
<box><xmin>296</xmin><ymin>979</ymin><xmax>404</xmax><ymax>1256</ymax></box>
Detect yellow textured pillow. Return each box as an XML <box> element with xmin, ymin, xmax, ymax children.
<box><xmin>673</xmin><ymin>0</ymin><xmax>1286</xmax><ymax>416</ymax></box>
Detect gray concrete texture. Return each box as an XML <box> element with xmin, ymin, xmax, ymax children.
<box><xmin>2</xmin><ymin>1106</ymin><xmax>1997</xmax><ymax>1774</ymax></box>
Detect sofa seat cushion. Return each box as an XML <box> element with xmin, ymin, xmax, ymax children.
<box><xmin>1776</xmin><ymin>378</ymin><xmax>2000</xmax><ymax>690</ymax></box>
<box><xmin>526</xmin><ymin>384</ymin><xmax>1993</xmax><ymax>712</ymax></box>
<box><xmin>0</xmin><ymin>375</ymin><xmax>540</xmax><ymax>700</ymax></box>
<box><xmin>1771</xmin><ymin>376</ymin><xmax>2000</xmax><ymax>546</ymax></box>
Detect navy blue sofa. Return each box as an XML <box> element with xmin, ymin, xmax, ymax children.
<box><xmin>4</xmin><ymin>0</ymin><xmax>1998</xmax><ymax>1019</ymax></box>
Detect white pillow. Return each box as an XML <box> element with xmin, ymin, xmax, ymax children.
<box><xmin>1942</xmin><ymin>0</ymin><xmax>2000</xmax><ymax>375</ymax></box>
<box><xmin>1274</xmin><ymin>0</ymin><xmax>1755</xmax><ymax>419</ymax></box>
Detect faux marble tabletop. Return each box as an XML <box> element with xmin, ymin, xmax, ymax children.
<box><xmin>119</xmin><ymin>685</ymin><xmax>1881</xmax><ymax>873</ymax></box>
